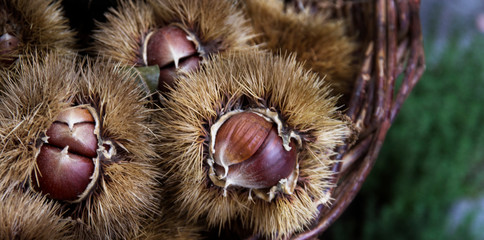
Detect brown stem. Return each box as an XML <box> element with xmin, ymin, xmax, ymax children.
<box><xmin>340</xmin><ymin>135</ymin><xmax>373</xmax><ymax>175</ymax></box>
<box><xmin>347</xmin><ymin>43</ymin><xmax>374</xmax><ymax>122</ymax></box>
<box><xmin>390</xmin><ymin>0</ymin><xmax>425</xmax><ymax>122</ymax></box>
<box><xmin>374</xmin><ymin>0</ymin><xmax>387</xmax><ymax>123</ymax></box>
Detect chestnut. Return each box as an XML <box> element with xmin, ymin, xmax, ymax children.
<box><xmin>0</xmin><ymin>53</ymin><xmax>163</xmax><ymax>239</ymax></box>
<box><xmin>35</xmin><ymin>145</ymin><xmax>94</xmax><ymax>201</ymax></box>
<box><xmin>92</xmin><ymin>0</ymin><xmax>255</xmax><ymax>95</ymax></box>
<box><xmin>0</xmin><ymin>33</ymin><xmax>19</xmax><ymax>64</ymax></box>
<box><xmin>143</xmin><ymin>25</ymin><xmax>201</xmax><ymax>92</ymax></box>
<box><xmin>209</xmin><ymin>110</ymin><xmax>300</xmax><ymax>201</ymax></box>
<box><xmin>34</xmin><ymin>107</ymin><xmax>100</xmax><ymax>202</ymax></box>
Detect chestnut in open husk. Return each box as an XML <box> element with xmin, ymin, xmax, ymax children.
<box><xmin>0</xmin><ymin>0</ymin><xmax>75</xmax><ymax>68</ymax></box>
<box><xmin>155</xmin><ymin>50</ymin><xmax>355</xmax><ymax>238</ymax></box>
<box><xmin>0</xmin><ymin>53</ymin><xmax>162</xmax><ymax>239</ymax></box>
<box><xmin>92</xmin><ymin>0</ymin><xmax>255</xmax><ymax>94</ymax></box>
<box><xmin>0</xmin><ymin>33</ymin><xmax>19</xmax><ymax>65</ymax></box>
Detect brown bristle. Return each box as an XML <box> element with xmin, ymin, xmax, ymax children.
<box><xmin>93</xmin><ymin>0</ymin><xmax>255</xmax><ymax>64</ymax></box>
<box><xmin>133</xmin><ymin>207</ymin><xmax>205</xmax><ymax>240</ymax></box>
<box><xmin>243</xmin><ymin>0</ymin><xmax>359</xmax><ymax>100</ymax></box>
<box><xmin>0</xmin><ymin>53</ymin><xmax>77</xmax><ymax>193</ymax></box>
<box><xmin>155</xmin><ymin>50</ymin><xmax>355</xmax><ymax>238</ymax></box>
<box><xmin>0</xmin><ymin>53</ymin><xmax>162</xmax><ymax>239</ymax></box>
<box><xmin>91</xmin><ymin>0</ymin><xmax>256</xmax><ymax>94</ymax></box>
<box><xmin>0</xmin><ymin>0</ymin><xmax>76</xmax><ymax>68</ymax></box>
<box><xmin>0</xmin><ymin>188</ymin><xmax>72</xmax><ymax>239</ymax></box>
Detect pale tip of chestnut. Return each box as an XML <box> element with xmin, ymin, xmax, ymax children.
<box><xmin>208</xmin><ymin>109</ymin><xmax>301</xmax><ymax>201</ymax></box>
<box><xmin>54</xmin><ymin>107</ymin><xmax>94</xmax><ymax>130</ymax></box>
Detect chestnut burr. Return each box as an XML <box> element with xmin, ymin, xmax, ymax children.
<box><xmin>0</xmin><ymin>189</ymin><xmax>71</xmax><ymax>239</ymax></box>
<box><xmin>0</xmin><ymin>53</ymin><xmax>162</xmax><ymax>239</ymax></box>
<box><xmin>155</xmin><ymin>50</ymin><xmax>355</xmax><ymax>238</ymax></box>
<box><xmin>243</xmin><ymin>0</ymin><xmax>359</xmax><ymax>100</ymax></box>
<box><xmin>92</xmin><ymin>0</ymin><xmax>255</xmax><ymax>94</ymax></box>
<box><xmin>0</xmin><ymin>0</ymin><xmax>76</xmax><ymax>68</ymax></box>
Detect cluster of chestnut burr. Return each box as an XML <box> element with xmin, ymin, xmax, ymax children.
<box><xmin>0</xmin><ymin>0</ymin><xmax>359</xmax><ymax>239</ymax></box>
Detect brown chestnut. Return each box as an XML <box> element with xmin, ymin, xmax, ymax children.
<box><xmin>34</xmin><ymin>107</ymin><xmax>99</xmax><ymax>202</ymax></box>
<box><xmin>0</xmin><ymin>33</ymin><xmax>19</xmax><ymax>64</ymax></box>
<box><xmin>144</xmin><ymin>25</ymin><xmax>201</xmax><ymax>92</ymax></box>
<box><xmin>211</xmin><ymin>111</ymin><xmax>298</xmax><ymax>190</ymax></box>
<box><xmin>46</xmin><ymin>108</ymin><xmax>97</xmax><ymax>158</ymax></box>
<box><xmin>35</xmin><ymin>145</ymin><xmax>94</xmax><ymax>201</ymax></box>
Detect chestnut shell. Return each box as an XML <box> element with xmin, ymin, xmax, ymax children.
<box><xmin>34</xmin><ymin>107</ymin><xmax>98</xmax><ymax>202</ymax></box>
<box><xmin>213</xmin><ymin>112</ymin><xmax>298</xmax><ymax>189</ymax></box>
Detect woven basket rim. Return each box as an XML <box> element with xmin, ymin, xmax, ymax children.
<box><xmin>288</xmin><ymin>0</ymin><xmax>426</xmax><ymax>239</ymax></box>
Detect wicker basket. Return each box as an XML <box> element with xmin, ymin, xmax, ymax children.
<box><xmin>284</xmin><ymin>0</ymin><xmax>426</xmax><ymax>238</ymax></box>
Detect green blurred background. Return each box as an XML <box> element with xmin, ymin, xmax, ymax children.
<box><xmin>324</xmin><ymin>1</ymin><xmax>484</xmax><ymax>239</ymax></box>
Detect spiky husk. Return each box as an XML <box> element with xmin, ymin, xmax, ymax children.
<box><xmin>0</xmin><ymin>187</ymin><xmax>72</xmax><ymax>239</ymax></box>
<box><xmin>0</xmin><ymin>53</ymin><xmax>78</xmax><ymax>191</ymax></box>
<box><xmin>0</xmin><ymin>53</ymin><xmax>162</xmax><ymax>239</ymax></box>
<box><xmin>134</xmin><ymin>208</ymin><xmax>205</xmax><ymax>240</ymax></box>
<box><xmin>71</xmin><ymin>58</ymin><xmax>162</xmax><ymax>239</ymax></box>
<box><xmin>242</xmin><ymin>0</ymin><xmax>358</xmax><ymax>99</ymax></box>
<box><xmin>0</xmin><ymin>0</ymin><xmax>76</xmax><ymax>67</ymax></box>
<box><xmin>155</xmin><ymin>50</ymin><xmax>353</xmax><ymax>238</ymax></box>
<box><xmin>92</xmin><ymin>0</ymin><xmax>255</xmax><ymax>65</ymax></box>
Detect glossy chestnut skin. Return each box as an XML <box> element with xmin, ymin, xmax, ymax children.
<box><xmin>35</xmin><ymin>145</ymin><xmax>95</xmax><ymax>201</ymax></box>
<box><xmin>35</xmin><ymin>108</ymin><xmax>97</xmax><ymax>201</ymax></box>
<box><xmin>0</xmin><ymin>33</ymin><xmax>19</xmax><ymax>64</ymax></box>
<box><xmin>213</xmin><ymin>112</ymin><xmax>297</xmax><ymax>189</ymax></box>
<box><xmin>145</xmin><ymin>26</ymin><xmax>201</xmax><ymax>92</ymax></box>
